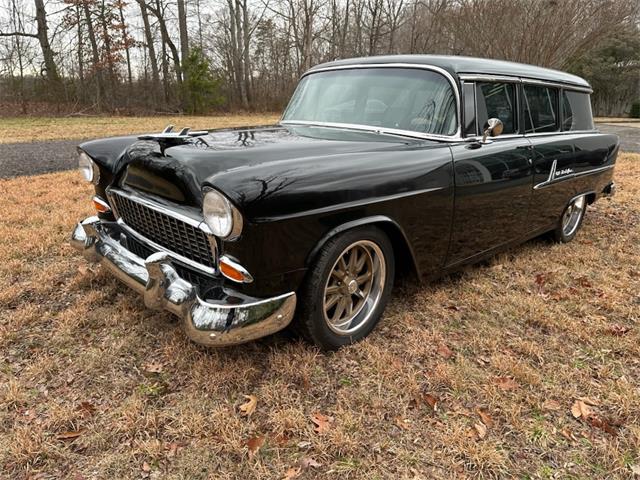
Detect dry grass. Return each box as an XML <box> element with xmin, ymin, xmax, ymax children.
<box><xmin>1</xmin><ymin>153</ymin><xmax>639</xmax><ymax>479</ymax></box>
<box><xmin>1</xmin><ymin>114</ymin><xmax>280</xmax><ymax>144</ymax></box>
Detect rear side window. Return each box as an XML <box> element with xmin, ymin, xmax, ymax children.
<box><xmin>476</xmin><ymin>82</ymin><xmax>517</xmax><ymax>134</ymax></box>
<box><xmin>524</xmin><ymin>85</ymin><xmax>558</xmax><ymax>133</ymax></box>
<box><xmin>562</xmin><ymin>91</ymin><xmax>594</xmax><ymax>131</ymax></box>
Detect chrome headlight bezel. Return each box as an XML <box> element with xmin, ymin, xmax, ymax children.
<box><xmin>202</xmin><ymin>188</ymin><xmax>243</xmax><ymax>240</ymax></box>
<box><xmin>78</xmin><ymin>149</ymin><xmax>99</xmax><ymax>184</ymax></box>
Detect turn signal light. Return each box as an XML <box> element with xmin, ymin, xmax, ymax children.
<box><xmin>93</xmin><ymin>196</ymin><xmax>111</xmax><ymax>214</ymax></box>
<box><xmin>219</xmin><ymin>256</ymin><xmax>253</xmax><ymax>283</ymax></box>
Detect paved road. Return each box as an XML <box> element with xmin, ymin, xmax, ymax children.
<box><xmin>596</xmin><ymin>123</ymin><xmax>640</xmax><ymax>153</ymax></box>
<box><xmin>1</xmin><ymin>139</ymin><xmax>79</xmax><ymax>178</ymax></box>
<box><xmin>1</xmin><ymin>123</ymin><xmax>638</xmax><ymax>179</ymax></box>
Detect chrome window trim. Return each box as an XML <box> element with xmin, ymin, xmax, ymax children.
<box><xmin>459</xmin><ymin>73</ymin><xmax>592</xmax><ymax>93</ymax></box>
<box><xmin>459</xmin><ymin>74</ymin><xmax>522</xmax><ymax>83</ymax></box>
<box><xmin>117</xmin><ymin>219</ymin><xmax>218</xmax><ymax>276</ymax></box>
<box><xmin>284</xmin><ymin>63</ymin><xmax>463</xmax><ymax>141</ymax></box>
<box><xmin>280</xmin><ymin>120</ymin><xmax>461</xmax><ymax>142</ymax></box>
<box><xmin>107</xmin><ymin>187</ymin><xmax>212</xmax><ymax>235</ymax></box>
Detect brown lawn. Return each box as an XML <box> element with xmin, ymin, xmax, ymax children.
<box><xmin>0</xmin><ymin>153</ymin><xmax>639</xmax><ymax>479</ymax></box>
<box><xmin>1</xmin><ymin>114</ymin><xmax>280</xmax><ymax>144</ymax></box>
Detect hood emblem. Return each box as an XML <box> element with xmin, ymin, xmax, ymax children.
<box><xmin>138</xmin><ymin>125</ymin><xmax>209</xmax><ymax>153</ymax></box>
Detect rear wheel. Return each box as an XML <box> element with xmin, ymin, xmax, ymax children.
<box><xmin>296</xmin><ymin>226</ymin><xmax>395</xmax><ymax>350</ymax></box>
<box><xmin>554</xmin><ymin>194</ymin><xmax>587</xmax><ymax>243</ymax></box>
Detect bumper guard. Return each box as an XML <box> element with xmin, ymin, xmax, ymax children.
<box><xmin>70</xmin><ymin>216</ymin><xmax>296</xmax><ymax>347</ymax></box>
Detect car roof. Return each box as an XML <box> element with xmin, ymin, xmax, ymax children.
<box><xmin>308</xmin><ymin>54</ymin><xmax>591</xmax><ymax>89</ymax></box>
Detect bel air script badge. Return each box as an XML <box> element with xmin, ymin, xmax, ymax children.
<box><xmin>555</xmin><ymin>167</ymin><xmax>575</xmax><ymax>177</ymax></box>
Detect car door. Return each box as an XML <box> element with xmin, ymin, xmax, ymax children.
<box><xmin>523</xmin><ymin>84</ymin><xmax>577</xmax><ymax>231</ymax></box>
<box><xmin>446</xmin><ymin>80</ymin><xmax>534</xmax><ymax>266</ymax></box>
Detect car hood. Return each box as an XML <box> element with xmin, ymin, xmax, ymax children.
<box><xmin>82</xmin><ymin>124</ymin><xmax>450</xmax><ymax>220</ymax></box>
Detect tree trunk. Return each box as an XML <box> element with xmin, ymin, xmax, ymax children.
<box><xmin>177</xmin><ymin>0</ymin><xmax>189</xmax><ymax>78</ymax></box>
<box><xmin>82</xmin><ymin>0</ymin><xmax>104</xmax><ymax>108</ymax></box>
<box><xmin>137</xmin><ymin>0</ymin><xmax>161</xmax><ymax>102</ymax></box>
<box><xmin>33</xmin><ymin>0</ymin><xmax>61</xmax><ymax>89</ymax></box>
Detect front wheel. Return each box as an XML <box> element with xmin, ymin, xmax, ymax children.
<box><xmin>554</xmin><ymin>194</ymin><xmax>587</xmax><ymax>243</ymax></box>
<box><xmin>296</xmin><ymin>226</ymin><xmax>395</xmax><ymax>350</ymax></box>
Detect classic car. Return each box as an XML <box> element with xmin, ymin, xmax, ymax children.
<box><xmin>71</xmin><ymin>55</ymin><xmax>619</xmax><ymax>350</ymax></box>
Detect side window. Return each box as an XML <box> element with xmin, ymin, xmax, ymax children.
<box><xmin>475</xmin><ymin>82</ymin><xmax>517</xmax><ymax>134</ymax></box>
<box><xmin>562</xmin><ymin>91</ymin><xmax>594</xmax><ymax>131</ymax></box>
<box><xmin>523</xmin><ymin>85</ymin><xmax>558</xmax><ymax>133</ymax></box>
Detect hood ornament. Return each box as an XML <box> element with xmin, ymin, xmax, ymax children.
<box><xmin>138</xmin><ymin>125</ymin><xmax>209</xmax><ymax>152</ymax></box>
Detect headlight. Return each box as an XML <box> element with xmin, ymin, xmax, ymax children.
<box><xmin>203</xmin><ymin>189</ymin><xmax>243</xmax><ymax>239</ymax></box>
<box><xmin>78</xmin><ymin>150</ymin><xmax>98</xmax><ymax>184</ymax></box>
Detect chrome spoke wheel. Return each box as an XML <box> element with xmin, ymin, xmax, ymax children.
<box><xmin>562</xmin><ymin>195</ymin><xmax>586</xmax><ymax>237</ymax></box>
<box><xmin>322</xmin><ymin>240</ymin><xmax>386</xmax><ymax>335</ymax></box>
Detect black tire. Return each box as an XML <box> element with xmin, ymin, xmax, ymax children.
<box><xmin>553</xmin><ymin>194</ymin><xmax>587</xmax><ymax>243</ymax></box>
<box><xmin>295</xmin><ymin>226</ymin><xmax>395</xmax><ymax>351</ymax></box>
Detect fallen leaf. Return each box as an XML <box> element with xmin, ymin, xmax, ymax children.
<box><xmin>606</xmin><ymin>323</ymin><xmax>630</xmax><ymax>336</ymax></box>
<box><xmin>437</xmin><ymin>344</ymin><xmax>454</xmax><ymax>360</ymax></box>
<box><xmin>142</xmin><ymin>462</ymin><xmax>151</xmax><ymax>473</ymax></box>
<box><xmin>273</xmin><ymin>433</ymin><xmax>290</xmax><ymax>446</ymax></box>
<box><xmin>542</xmin><ymin>399</ymin><xmax>561</xmax><ymax>411</ymax></box>
<box><xmin>579</xmin><ymin>397</ymin><xmax>600</xmax><ymax>407</ymax></box>
<box><xmin>56</xmin><ymin>429</ymin><xmax>84</xmax><ymax>441</ymax></box>
<box><xmin>630</xmin><ymin>464</ymin><xmax>640</xmax><ymax>476</ymax></box>
<box><xmin>476</xmin><ymin>356</ymin><xmax>490</xmax><ymax>366</ymax></box>
<box><xmin>299</xmin><ymin>457</ymin><xmax>321</xmax><ymax>469</ymax></box>
<box><xmin>76</xmin><ymin>401</ymin><xmax>96</xmax><ymax>417</ymax></box>
<box><xmin>143</xmin><ymin>362</ymin><xmax>164</xmax><ymax>374</ymax></box>
<box><xmin>239</xmin><ymin>395</ymin><xmax>258</xmax><ymax>417</ymax></box>
<box><xmin>395</xmin><ymin>416</ymin><xmax>411</xmax><ymax>430</ymax></box>
<box><xmin>559</xmin><ymin>428</ymin><xmax>577</xmax><ymax>442</ymax></box>
<box><xmin>587</xmin><ymin>416</ymin><xmax>617</xmax><ymax>435</ymax></box>
<box><xmin>576</xmin><ymin>276</ymin><xmax>592</xmax><ymax>288</ymax></box>
<box><xmin>247</xmin><ymin>435</ymin><xmax>265</xmax><ymax>457</ymax></box>
<box><xmin>282</xmin><ymin>467</ymin><xmax>302</xmax><ymax>479</ymax></box>
<box><xmin>492</xmin><ymin>376</ymin><xmax>518</xmax><ymax>391</ymax></box>
<box><xmin>476</xmin><ymin>408</ymin><xmax>493</xmax><ymax>427</ymax></box>
<box><xmin>534</xmin><ymin>273</ymin><xmax>547</xmax><ymax>289</ymax></box>
<box><xmin>571</xmin><ymin>399</ymin><xmax>592</xmax><ymax>419</ymax></box>
<box><xmin>311</xmin><ymin>412</ymin><xmax>333</xmax><ymax>434</ymax></box>
<box><xmin>447</xmin><ymin>305</ymin><xmax>461</xmax><ymax>311</ymax></box>
<box><xmin>423</xmin><ymin>393</ymin><xmax>438</xmax><ymax>411</ymax></box>
<box><xmin>165</xmin><ymin>442</ymin><xmax>179</xmax><ymax>458</ymax></box>
<box><xmin>473</xmin><ymin>422</ymin><xmax>487</xmax><ymax>439</ymax></box>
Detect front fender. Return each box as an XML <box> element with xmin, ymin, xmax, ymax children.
<box><xmin>305</xmin><ymin>215</ymin><xmax>420</xmax><ymax>279</ymax></box>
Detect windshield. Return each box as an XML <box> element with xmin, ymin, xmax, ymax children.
<box><xmin>282</xmin><ymin>67</ymin><xmax>457</xmax><ymax>137</ymax></box>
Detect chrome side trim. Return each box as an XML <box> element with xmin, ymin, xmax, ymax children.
<box><xmin>108</xmin><ymin>187</ymin><xmax>212</xmax><ymax>234</ymax></box>
<box><xmin>117</xmin><ymin>219</ymin><xmax>217</xmax><ymax>276</ymax></box>
<box><xmin>288</xmin><ymin>63</ymin><xmax>463</xmax><ymax>140</ymax></box>
<box><xmin>252</xmin><ymin>186</ymin><xmax>445</xmax><ymax>223</ymax></box>
<box><xmin>534</xmin><ymin>163</ymin><xmax>614</xmax><ymax>190</ymax></box>
<box><xmin>71</xmin><ymin>217</ymin><xmax>296</xmax><ymax>347</ymax></box>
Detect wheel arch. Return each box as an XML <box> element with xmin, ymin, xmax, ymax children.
<box><xmin>305</xmin><ymin>216</ymin><xmax>420</xmax><ymax>281</ymax></box>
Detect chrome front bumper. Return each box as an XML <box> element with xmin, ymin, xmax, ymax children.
<box><xmin>70</xmin><ymin>216</ymin><xmax>296</xmax><ymax>347</ymax></box>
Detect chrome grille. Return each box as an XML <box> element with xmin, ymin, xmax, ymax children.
<box><xmin>110</xmin><ymin>191</ymin><xmax>216</xmax><ymax>269</ymax></box>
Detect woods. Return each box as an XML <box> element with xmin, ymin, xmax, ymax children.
<box><xmin>0</xmin><ymin>0</ymin><xmax>638</xmax><ymax>115</ymax></box>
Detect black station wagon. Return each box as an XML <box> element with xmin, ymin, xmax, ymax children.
<box><xmin>71</xmin><ymin>55</ymin><xmax>619</xmax><ymax>350</ymax></box>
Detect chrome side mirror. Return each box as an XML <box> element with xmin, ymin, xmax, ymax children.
<box><xmin>481</xmin><ymin>118</ymin><xmax>504</xmax><ymax>143</ymax></box>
